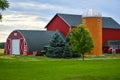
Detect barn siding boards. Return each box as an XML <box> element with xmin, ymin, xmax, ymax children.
<box><xmin>46</xmin><ymin>15</ymin><xmax>70</xmax><ymax>36</ymax></box>
<box><xmin>102</xmin><ymin>28</ymin><xmax>120</xmax><ymax>44</ymax></box>
<box><xmin>4</xmin><ymin>30</ymin><xmax>26</xmax><ymax>55</ymax></box>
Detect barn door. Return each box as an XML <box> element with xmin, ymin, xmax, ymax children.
<box><xmin>12</xmin><ymin>39</ymin><xmax>20</xmax><ymax>55</ymax></box>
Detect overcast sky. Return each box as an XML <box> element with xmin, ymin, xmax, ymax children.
<box><xmin>0</xmin><ymin>0</ymin><xmax>120</xmax><ymax>42</ymax></box>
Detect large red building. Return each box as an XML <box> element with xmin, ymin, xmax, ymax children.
<box><xmin>45</xmin><ymin>13</ymin><xmax>120</xmax><ymax>53</ymax></box>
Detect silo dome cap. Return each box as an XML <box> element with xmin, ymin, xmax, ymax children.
<box><xmin>82</xmin><ymin>9</ymin><xmax>102</xmax><ymax>17</ymax></box>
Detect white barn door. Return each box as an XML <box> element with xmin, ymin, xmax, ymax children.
<box><xmin>12</xmin><ymin>39</ymin><xmax>20</xmax><ymax>55</ymax></box>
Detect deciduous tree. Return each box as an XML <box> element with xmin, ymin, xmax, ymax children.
<box><xmin>70</xmin><ymin>24</ymin><xmax>94</xmax><ymax>60</ymax></box>
<box><xmin>0</xmin><ymin>0</ymin><xmax>9</xmax><ymax>20</ymax></box>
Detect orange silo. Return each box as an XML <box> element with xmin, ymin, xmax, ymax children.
<box><xmin>82</xmin><ymin>9</ymin><xmax>102</xmax><ymax>56</ymax></box>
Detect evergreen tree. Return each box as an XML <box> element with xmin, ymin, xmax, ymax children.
<box><xmin>46</xmin><ymin>33</ymin><xmax>65</xmax><ymax>58</ymax></box>
<box><xmin>63</xmin><ymin>43</ymin><xmax>72</xmax><ymax>58</ymax></box>
<box><xmin>63</xmin><ymin>35</ymin><xmax>72</xmax><ymax>58</ymax></box>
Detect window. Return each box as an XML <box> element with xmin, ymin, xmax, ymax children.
<box><xmin>14</xmin><ymin>33</ymin><xmax>17</xmax><ymax>36</ymax></box>
<box><xmin>98</xmin><ymin>19</ymin><xmax>101</xmax><ymax>23</ymax></box>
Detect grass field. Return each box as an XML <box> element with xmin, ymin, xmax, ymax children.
<box><xmin>0</xmin><ymin>49</ymin><xmax>120</xmax><ymax>80</ymax></box>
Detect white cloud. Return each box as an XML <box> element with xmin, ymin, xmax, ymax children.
<box><xmin>10</xmin><ymin>2</ymin><xmax>68</xmax><ymax>11</ymax></box>
<box><xmin>0</xmin><ymin>12</ymin><xmax>47</xmax><ymax>42</ymax></box>
<box><xmin>0</xmin><ymin>31</ymin><xmax>10</xmax><ymax>42</ymax></box>
<box><xmin>1</xmin><ymin>12</ymin><xmax>47</xmax><ymax>28</ymax></box>
<box><xmin>9</xmin><ymin>2</ymin><xmax>83</xmax><ymax>14</ymax></box>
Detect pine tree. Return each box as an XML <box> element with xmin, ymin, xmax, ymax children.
<box><xmin>63</xmin><ymin>35</ymin><xmax>72</xmax><ymax>58</ymax></box>
<box><xmin>46</xmin><ymin>33</ymin><xmax>65</xmax><ymax>58</ymax></box>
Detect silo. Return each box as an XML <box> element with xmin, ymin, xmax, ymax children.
<box><xmin>82</xmin><ymin>9</ymin><xmax>102</xmax><ymax>56</ymax></box>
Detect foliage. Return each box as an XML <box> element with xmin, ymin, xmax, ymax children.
<box><xmin>0</xmin><ymin>0</ymin><xmax>9</xmax><ymax>20</ymax></box>
<box><xmin>63</xmin><ymin>35</ymin><xmax>71</xmax><ymax>58</ymax></box>
<box><xmin>46</xmin><ymin>33</ymin><xmax>65</xmax><ymax>58</ymax></box>
<box><xmin>46</xmin><ymin>47</ymin><xmax>64</xmax><ymax>58</ymax></box>
<box><xmin>70</xmin><ymin>24</ymin><xmax>94</xmax><ymax>60</ymax></box>
<box><xmin>0</xmin><ymin>0</ymin><xmax>9</xmax><ymax>10</ymax></box>
<box><xmin>63</xmin><ymin>35</ymin><xmax>80</xmax><ymax>58</ymax></box>
<box><xmin>63</xmin><ymin>43</ymin><xmax>72</xmax><ymax>58</ymax></box>
<box><xmin>50</xmin><ymin>33</ymin><xmax>64</xmax><ymax>47</ymax></box>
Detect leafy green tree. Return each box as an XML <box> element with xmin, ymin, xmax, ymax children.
<box><xmin>0</xmin><ymin>0</ymin><xmax>9</xmax><ymax>20</ymax></box>
<box><xmin>70</xmin><ymin>24</ymin><xmax>94</xmax><ymax>60</ymax></box>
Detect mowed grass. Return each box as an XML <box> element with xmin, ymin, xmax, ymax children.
<box><xmin>0</xmin><ymin>49</ymin><xmax>120</xmax><ymax>80</ymax></box>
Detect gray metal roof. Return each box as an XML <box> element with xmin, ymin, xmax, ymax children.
<box><xmin>18</xmin><ymin>30</ymin><xmax>65</xmax><ymax>52</ymax></box>
<box><xmin>102</xmin><ymin>17</ymin><xmax>120</xmax><ymax>29</ymax></box>
<box><xmin>58</xmin><ymin>14</ymin><xmax>82</xmax><ymax>26</ymax></box>
<box><xmin>57</xmin><ymin>13</ymin><xmax>120</xmax><ymax>29</ymax></box>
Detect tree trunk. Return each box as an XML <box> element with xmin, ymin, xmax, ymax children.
<box><xmin>82</xmin><ymin>53</ymin><xmax>84</xmax><ymax>61</ymax></box>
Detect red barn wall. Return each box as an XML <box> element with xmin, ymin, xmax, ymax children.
<box><xmin>4</xmin><ymin>31</ymin><xmax>27</xmax><ymax>55</ymax></box>
<box><xmin>46</xmin><ymin>15</ymin><xmax>70</xmax><ymax>36</ymax></box>
<box><xmin>4</xmin><ymin>31</ymin><xmax>41</xmax><ymax>55</ymax></box>
<box><xmin>102</xmin><ymin>28</ymin><xmax>120</xmax><ymax>45</ymax></box>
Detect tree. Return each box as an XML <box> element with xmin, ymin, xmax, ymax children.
<box><xmin>46</xmin><ymin>33</ymin><xmax>65</xmax><ymax>58</ymax></box>
<box><xmin>0</xmin><ymin>0</ymin><xmax>9</xmax><ymax>20</ymax></box>
<box><xmin>70</xmin><ymin>24</ymin><xmax>94</xmax><ymax>60</ymax></box>
<box><xmin>63</xmin><ymin>35</ymin><xmax>72</xmax><ymax>58</ymax></box>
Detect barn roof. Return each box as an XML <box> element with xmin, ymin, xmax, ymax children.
<box><xmin>102</xmin><ymin>17</ymin><xmax>120</xmax><ymax>29</ymax></box>
<box><xmin>18</xmin><ymin>30</ymin><xmax>65</xmax><ymax>52</ymax></box>
<box><xmin>47</xmin><ymin>13</ymin><xmax>120</xmax><ymax>29</ymax></box>
<box><xmin>58</xmin><ymin>14</ymin><xmax>82</xmax><ymax>27</ymax></box>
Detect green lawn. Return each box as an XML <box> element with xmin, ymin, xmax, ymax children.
<box><xmin>0</xmin><ymin>49</ymin><xmax>120</xmax><ymax>80</ymax></box>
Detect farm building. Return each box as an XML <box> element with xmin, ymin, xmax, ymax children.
<box><xmin>4</xmin><ymin>9</ymin><xmax>120</xmax><ymax>55</ymax></box>
<box><xmin>4</xmin><ymin>30</ymin><xmax>65</xmax><ymax>55</ymax></box>
<box><xmin>46</xmin><ymin>10</ymin><xmax>120</xmax><ymax>54</ymax></box>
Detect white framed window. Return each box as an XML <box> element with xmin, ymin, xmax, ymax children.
<box><xmin>14</xmin><ymin>33</ymin><xmax>17</xmax><ymax>36</ymax></box>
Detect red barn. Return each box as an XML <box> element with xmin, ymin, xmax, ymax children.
<box><xmin>45</xmin><ymin>13</ymin><xmax>120</xmax><ymax>53</ymax></box>
<box><xmin>4</xmin><ymin>30</ymin><xmax>64</xmax><ymax>55</ymax></box>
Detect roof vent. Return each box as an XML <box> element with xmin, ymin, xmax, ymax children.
<box><xmin>82</xmin><ymin>9</ymin><xmax>102</xmax><ymax>17</ymax></box>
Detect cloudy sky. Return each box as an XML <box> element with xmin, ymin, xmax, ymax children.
<box><xmin>0</xmin><ymin>0</ymin><xmax>120</xmax><ymax>42</ymax></box>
